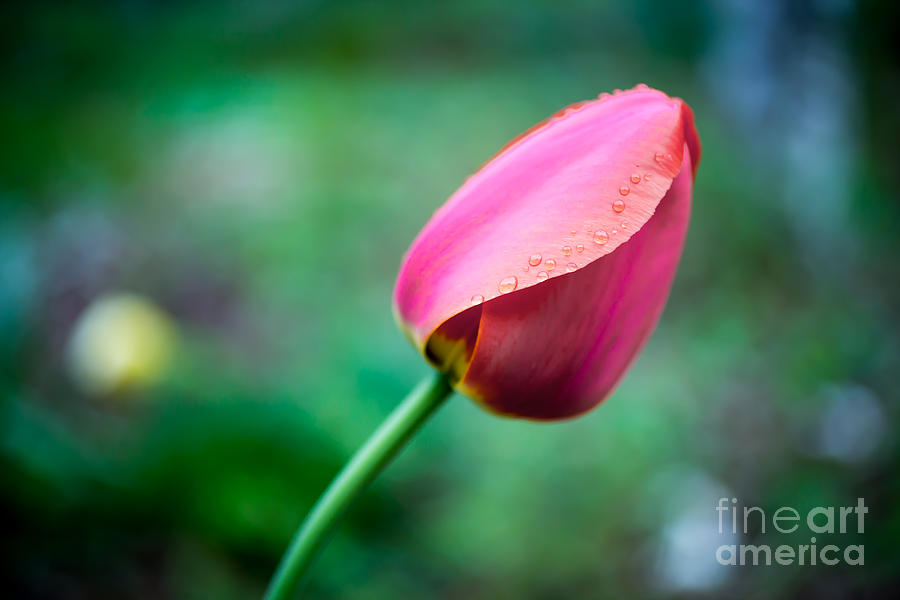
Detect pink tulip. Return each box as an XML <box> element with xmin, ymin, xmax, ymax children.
<box><xmin>393</xmin><ymin>85</ymin><xmax>701</xmax><ymax>420</ymax></box>
<box><xmin>265</xmin><ymin>86</ymin><xmax>703</xmax><ymax>599</ymax></box>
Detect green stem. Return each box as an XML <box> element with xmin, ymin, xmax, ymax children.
<box><xmin>263</xmin><ymin>372</ymin><xmax>452</xmax><ymax>600</ymax></box>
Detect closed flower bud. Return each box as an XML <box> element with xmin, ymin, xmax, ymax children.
<box><xmin>393</xmin><ymin>85</ymin><xmax>701</xmax><ymax>420</ymax></box>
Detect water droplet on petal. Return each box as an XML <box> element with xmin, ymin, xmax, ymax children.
<box><xmin>593</xmin><ymin>230</ymin><xmax>608</xmax><ymax>245</ymax></box>
<box><xmin>576</xmin><ymin>243</ymin><xmax>585</xmax><ymax>253</ymax></box>
<box><xmin>621</xmin><ymin>220</ymin><xmax>628</xmax><ymax>229</ymax></box>
<box><xmin>654</xmin><ymin>152</ymin><xmax>665</xmax><ymax>162</ymax></box>
<box><xmin>619</xmin><ymin>185</ymin><xmax>630</xmax><ymax>196</ymax></box>
<box><xmin>470</xmin><ymin>294</ymin><xmax>484</xmax><ymax>306</ymax></box>
<box><xmin>570</xmin><ymin>229</ymin><xmax>577</xmax><ymax>236</ymax></box>
<box><xmin>536</xmin><ymin>271</ymin><xmax>549</xmax><ymax>280</ymax></box>
<box><xmin>644</xmin><ymin>173</ymin><xmax>652</xmax><ymax>182</ymax></box>
<box><xmin>612</xmin><ymin>228</ymin><xmax>618</xmax><ymax>235</ymax></box>
<box><xmin>545</xmin><ymin>258</ymin><xmax>556</xmax><ymax>270</ymax></box>
<box><xmin>498</xmin><ymin>276</ymin><xmax>518</xmax><ymax>294</ymax></box>
<box><xmin>562</xmin><ymin>245</ymin><xmax>572</xmax><ymax>256</ymax></box>
<box><xmin>528</xmin><ymin>254</ymin><xmax>542</xmax><ymax>267</ymax></box>
<box><xmin>566</xmin><ymin>263</ymin><xmax>578</xmax><ymax>272</ymax></box>
<box><xmin>630</xmin><ymin>173</ymin><xmax>641</xmax><ymax>184</ymax></box>
<box><xmin>613</xmin><ymin>199</ymin><xmax>626</xmax><ymax>213</ymax></box>
<box><xmin>522</xmin><ymin>265</ymin><xmax>530</xmax><ymax>272</ymax></box>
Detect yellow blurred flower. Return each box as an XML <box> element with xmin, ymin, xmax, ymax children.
<box><xmin>67</xmin><ymin>293</ymin><xmax>176</xmax><ymax>397</ymax></box>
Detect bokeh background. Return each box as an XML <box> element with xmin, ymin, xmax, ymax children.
<box><xmin>2</xmin><ymin>1</ymin><xmax>899</xmax><ymax>598</ymax></box>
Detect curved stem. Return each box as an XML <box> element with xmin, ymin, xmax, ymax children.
<box><xmin>263</xmin><ymin>372</ymin><xmax>452</xmax><ymax>600</ymax></box>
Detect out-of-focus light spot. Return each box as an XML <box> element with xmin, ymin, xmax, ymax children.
<box><xmin>814</xmin><ymin>384</ymin><xmax>885</xmax><ymax>464</ymax></box>
<box><xmin>67</xmin><ymin>293</ymin><xmax>176</xmax><ymax>397</ymax></box>
<box><xmin>645</xmin><ymin>465</ymin><xmax>736</xmax><ymax>593</ymax></box>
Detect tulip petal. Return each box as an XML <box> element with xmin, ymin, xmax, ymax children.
<box><xmin>393</xmin><ymin>85</ymin><xmax>700</xmax><ymax>419</ymax></box>
<box><xmin>458</xmin><ymin>149</ymin><xmax>693</xmax><ymax>419</ymax></box>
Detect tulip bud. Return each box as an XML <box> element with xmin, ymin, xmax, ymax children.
<box><xmin>67</xmin><ymin>293</ymin><xmax>176</xmax><ymax>397</ymax></box>
<box><xmin>393</xmin><ymin>85</ymin><xmax>701</xmax><ymax>420</ymax></box>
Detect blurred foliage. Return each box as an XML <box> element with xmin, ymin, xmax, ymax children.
<box><xmin>1</xmin><ymin>1</ymin><xmax>899</xmax><ymax>599</ymax></box>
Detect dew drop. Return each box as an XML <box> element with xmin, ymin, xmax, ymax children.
<box><xmin>570</xmin><ymin>229</ymin><xmax>577</xmax><ymax>236</ymax></box>
<box><xmin>470</xmin><ymin>294</ymin><xmax>484</xmax><ymax>306</ymax></box>
<box><xmin>593</xmin><ymin>230</ymin><xmax>609</xmax><ymax>245</ymax></box>
<box><xmin>562</xmin><ymin>245</ymin><xmax>572</xmax><ymax>256</ymax></box>
<box><xmin>536</xmin><ymin>271</ymin><xmax>549</xmax><ymax>280</ymax></box>
<box><xmin>545</xmin><ymin>258</ymin><xmax>556</xmax><ymax>270</ymax></box>
<box><xmin>621</xmin><ymin>220</ymin><xmax>629</xmax><ymax>229</ymax></box>
<box><xmin>566</xmin><ymin>263</ymin><xmax>578</xmax><ymax>273</ymax></box>
<box><xmin>528</xmin><ymin>254</ymin><xmax>542</xmax><ymax>267</ymax></box>
<box><xmin>612</xmin><ymin>228</ymin><xmax>618</xmax><ymax>235</ymax></box>
<box><xmin>630</xmin><ymin>173</ymin><xmax>641</xmax><ymax>184</ymax></box>
<box><xmin>575</xmin><ymin>243</ymin><xmax>585</xmax><ymax>253</ymax></box>
<box><xmin>522</xmin><ymin>265</ymin><xmax>530</xmax><ymax>272</ymax></box>
<box><xmin>612</xmin><ymin>199</ymin><xmax>626</xmax><ymax>213</ymax></box>
<box><xmin>644</xmin><ymin>173</ymin><xmax>652</xmax><ymax>182</ymax></box>
<box><xmin>619</xmin><ymin>185</ymin><xmax>630</xmax><ymax>196</ymax></box>
<box><xmin>654</xmin><ymin>152</ymin><xmax>665</xmax><ymax>162</ymax></box>
<box><xmin>498</xmin><ymin>276</ymin><xmax>518</xmax><ymax>294</ymax></box>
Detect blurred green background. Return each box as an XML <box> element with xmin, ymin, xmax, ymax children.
<box><xmin>2</xmin><ymin>1</ymin><xmax>899</xmax><ymax>598</ymax></box>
